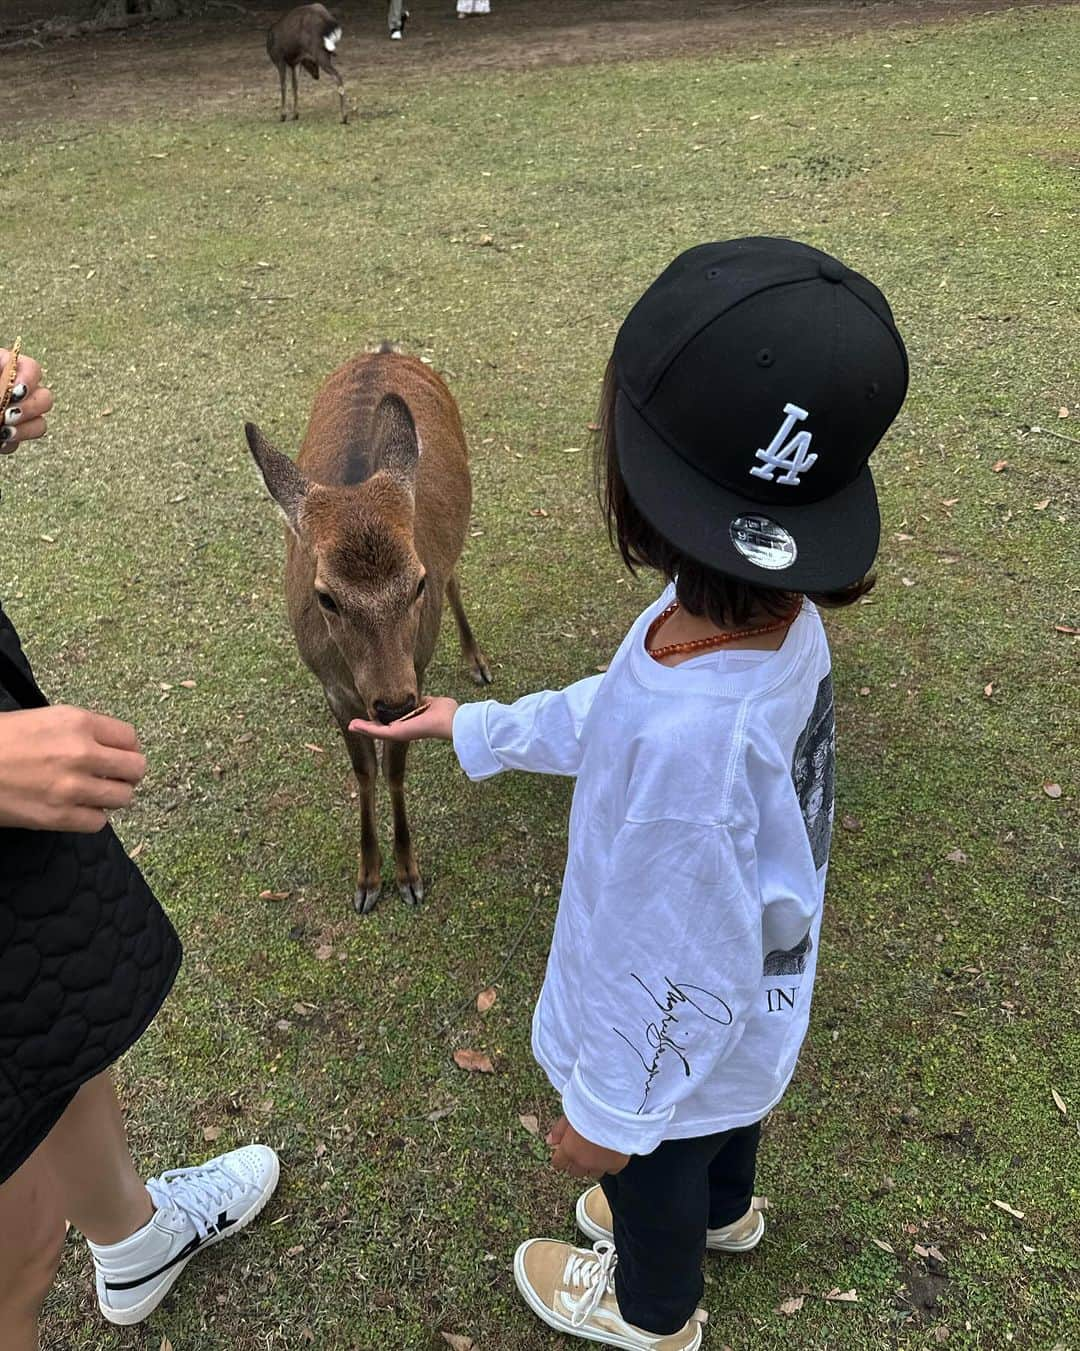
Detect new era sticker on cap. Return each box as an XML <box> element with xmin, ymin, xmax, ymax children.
<box><xmin>730</xmin><ymin>514</ymin><xmax>798</xmax><ymax>570</ymax></box>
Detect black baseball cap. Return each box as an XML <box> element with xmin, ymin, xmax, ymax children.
<box><xmin>613</xmin><ymin>237</ymin><xmax>908</xmax><ymax>591</ymax></box>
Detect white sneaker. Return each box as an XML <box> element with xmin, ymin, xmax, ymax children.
<box><xmin>390</xmin><ymin>28</ymin><xmax>402</xmax><ymax>38</ymax></box>
<box><xmin>576</xmin><ymin>1183</ymin><xmax>765</xmax><ymax>1253</ymax></box>
<box><xmin>88</xmin><ymin>1145</ymin><xmax>280</xmax><ymax>1326</ymax></box>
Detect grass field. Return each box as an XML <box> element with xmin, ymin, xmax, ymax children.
<box><xmin>6</xmin><ymin>4</ymin><xmax>1079</xmax><ymax>1347</ymax></box>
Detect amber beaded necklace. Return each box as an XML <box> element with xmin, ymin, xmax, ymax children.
<box><xmin>645</xmin><ymin>598</ymin><xmax>801</xmax><ymax>663</ymax></box>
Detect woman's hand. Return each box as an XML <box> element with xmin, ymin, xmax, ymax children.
<box><xmin>348</xmin><ymin>695</ymin><xmax>459</xmax><ymax>743</ymax></box>
<box><xmin>0</xmin><ymin>706</ymin><xmax>148</xmax><ymax>832</ymax></box>
<box><xmin>547</xmin><ymin>1115</ymin><xmax>631</xmax><ymax>1180</ymax></box>
<box><xmin>1</xmin><ymin>347</ymin><xmax>53</xmax><ymax>453</ymax></box>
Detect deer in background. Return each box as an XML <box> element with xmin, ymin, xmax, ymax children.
<box><xmin>266</xmin><ymin>3</ymin><xmax>348</xmax><ymax>124</ymax></box>
<box><xmin>246</xmin><ymin>346</ymin><xmax>492</xmax><ymax>914</ymax></box>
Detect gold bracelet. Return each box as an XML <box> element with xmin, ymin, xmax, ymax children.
<box><xmin>0</xmin><ymin>337</ymin><xmax>21</xmax><ymax>421</ymax></box>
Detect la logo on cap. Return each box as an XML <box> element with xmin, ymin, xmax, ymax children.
<box><xmin>750</xmin><ymin>403</ymin><xmax>817</xmax><ymax>486</ymax></box>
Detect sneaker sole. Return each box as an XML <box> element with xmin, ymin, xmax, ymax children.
<box><xmin>98</xmin><ymin>1151</ymin><xmax>281</xmax><ymax>1327</ymax></box>
<box><xmin>513</xmin><ymin>1240</ymin><xmax>702</xmax><ymax>1351</ymax></box>
<box><xmin>576</xmin><ymin>1193</ymin><xmax>765</xmax><ymax>1254</ymax></box>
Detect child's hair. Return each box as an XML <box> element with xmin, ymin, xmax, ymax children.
<box><xmin>594</xmin><ymin>361</ymin><xmax>874</xmax><ymax>627</ymax></box>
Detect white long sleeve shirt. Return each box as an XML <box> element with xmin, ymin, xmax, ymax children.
<box><xmin>452</xmin><ymin>586</ymin><xmax>836</xmax><ymax>1157</ymax></box>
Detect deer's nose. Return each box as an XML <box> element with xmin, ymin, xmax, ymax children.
<box><xmin>373</xmin><ymin>695</ymin><xmax>418</xmax><ymax>725</ymax></box>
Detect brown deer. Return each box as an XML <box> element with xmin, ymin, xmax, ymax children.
<box><xmin>245</xmin><ymin>346</ymin><xmax>491</xmax><ymax>914</ymax></box>
<box><xmin>266</xmin><ymin>3</ymin><xmax>348</xmax><ymax>125</ymax></box>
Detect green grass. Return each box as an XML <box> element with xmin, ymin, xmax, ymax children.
<box><xmin>6</xmin><ymin>6</ymin><xmax>1079</xmax><ymax>1347</ymax></box>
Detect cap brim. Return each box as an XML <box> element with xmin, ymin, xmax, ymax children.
<box><xmin>615</xmin><ymin>391</ymin><xmax>880</xmax><ymax>592</ymax></box>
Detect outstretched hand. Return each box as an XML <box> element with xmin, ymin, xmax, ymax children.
<box><xmin>348</xmin><ymin>695</ymin><xmax>459</xmax><ymax>743</ymax></box>
<box><xmin>1</xmin><ymin>347</ymin><xmax>53</xmax><ymax>452</ymax></box>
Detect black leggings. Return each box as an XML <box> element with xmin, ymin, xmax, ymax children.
<box><xmin>599</xmin><ymin>1122</ymin><xmax>761</xmax><ymax>1335</ymax></box>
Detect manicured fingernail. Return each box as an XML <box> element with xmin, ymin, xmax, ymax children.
<box><xmin>3</xmin><ymin>407</ymin><xmax>22</xmax><ymax>424</ymax></box>
<box><xmin>10</xmin><ymin>383</ymin><xmax>27</xmax><ymax>402</ymax></box>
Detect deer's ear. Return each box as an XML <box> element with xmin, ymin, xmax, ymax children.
<box><xmin>370</xmin><ymin>394</ymin><xmax>421</xmax><ymax>491</ymax></box>
<box><xmin>245</xmin><ymin>422</ymin><xmax>308</xmax><ymax>532</ymax></box>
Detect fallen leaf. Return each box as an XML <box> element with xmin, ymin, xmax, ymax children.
<box><xmin>427</xmin><ymin>1105</ymin><xmax>455</xmax><ymax>1123</ymax></box>
<box><xmin>894</xmin><ymin>531</ymin><xmax>914</xmax><ymax>541</ymax></box>
<box><xmin>440</xmin><ymin>1334</ymin><xmax>474</xmax><ymax>1351</ymax></box>
<box><xmin>453</xmin><ymin>1048</ymin><xmax>494</xmax><ymax>1074</ymax></box>
<box><xmin>858</xmin><ymin>686</ymin><xmax>870</xmax><ymax>696</ymax></box>
<box><xmin>130</xmin><ymin>841</ymin><xmax>147</xmax><ymax>860</ymax></box>
<box><xmin>776</xmin><ymin>1295</ymin><xmax>805</xmax><ymax>1316</ymax></box>
<box><xmin>39</xmin><ymin>534</ymin><xmax>56</xmax><ymax>543</ymax></box>
<box><xmin>180</xmin><ymin>679</ymin><xmax>197</xmax><ymax>689</ymax></box>
<box><xmin>1058</xmin><ymin>406</ymin><xmax>1070</xmax><ymax>418</ymax></box>
<box><xmin>99</xmin><ymin>406</ymin><xmax>112</xmax><ymax>417</ymax></box>
<box><xmin>519</xmin><ymin>1113</ymin><xmax>540</xmax><ymax>1136</ymax></box>
<box><xmin>529</xmin><ymin>507</ymin><xmax>549</xmax><ymax>518</ymax></box>
<box><xmin>303</xmin><ymin>743</ymin><xmax>325</xmax><ymax>754</ymax></box>
<box><xmin>1051</xmin><ymin>1088</ymin><xmax>1067</xmax><ymax>1116</ymax></box>
<box><xmin>1042</xmin><ymin>782</ymin><xmax>1062</xmax><ymax>799</ymax></box>
<box><xmin>160</xmin><ymin>1339</ymin><xmax>174</xmax><ymax>1351</ymax></box>
<box><xmin>945</xmin><ymin>848</ymin><xmax>968</xmax><ymax>864</ymax></box>
<box><xmin>933</xmin><ymin>1328</ymin><xmax>950</xmax><ymax>1344</ymax></box>
<box><xmin>984</xmin><ymin>683</ymin><xmax>994</xmax><ymax>697</ymax></box>
<box><xmin>260</xmin><ymin>890</ymin><xmax>291</xmax><ymax>901</ymax></box>
<box><xmin>992</xmin><ymin>1199</ymin><xmax>1024</xmax><ymax>1219</ymax></box>
<box><xmin>159</xmin><ymin>681</ymin><xmax>173</xmax><ymax>691</ymax></box>
<box><xmin>927</xmin><ymin>1245</ymin><xmax>946</xmax><ymax>1263</ymax></box>
<box><xmin>149</xmin><ymin>153</ymin><xmax>168</xmax><ymax>160</ymax></box>
<box><xmin>285</xmin><ymin>1244</ymin><xmax>305</xmax><ymax>1258</ymax></box>
<box><xmin>299</xmin><ymin>1330</ymin><xmax>316</xmax><ymax>1344</ymax></box>
<box><xmin>871</xmin><ymin>1238</ymin><xmax>895</xmax><ymax>1253</ymax></box>
<box><xmin>914</xmin><ymin>1243</ymin><xmax>931</xmax><ymax>1258</ymax></box>
<box><xmin>824</xmin><ymin>1288</ymin><xmax>859</xmax><ymax>1303</ymax></box>
<box><xmin>841</xmin><ymin>814</ymin><xmax>862</xmax><ymax>832</ymax></box>
<box><xmin>1054</xmin><ymin>624</ymin><xmax>1079</xmax><ymax>635</ymax></box>
<box><xmin>941</xmin><ymin>497</ymin><xmax>959</xmax><ymax>508</ymax></box>
<box><xmin>992</xmin><ymin>459</ymin><xmax>1008</xmax><ymax>472</ymax></box>
<box><xmin>1034</xmin><ymin>498</ymin><xmax>1050</xmax><ymax>510</ymax></box>
<box><xmin>202</xmin><ymin>1125</ymin><xmax>221</xmax><ymax>1142</ymax></box>
<box><xmin>476</xmin><ymin>987</ymin><xmax>497</xmax><ymax>1014</ymax></box>
<box><xmin>901</xmin><ymin>576</ymin><xmax>916</xmax><ymax>587</ymax></box>
<box><xmin>275</xmin><ymin>1019</ymin><xmax>292</xmax><ymax>1032</ymax></box>
<box><xmin>314</xmin><ymin>944</ymin><xmax>334</xmax><ymax>961</ymax></box>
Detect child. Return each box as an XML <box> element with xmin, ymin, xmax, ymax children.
<box><xmin>353</xmin><ymin>237</ymin><xmax>908</xmax><ymax>1348</ymax></box>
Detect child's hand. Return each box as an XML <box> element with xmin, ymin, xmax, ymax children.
<box><xmin>547</xmin><ymin>1115</ymin><xmax>630</xmax><ymax>1179</ymax></box>
<box><xmin>348</xmin><ymin>696</ymin><xmax>458</xmax><ymax>742</ymax></box>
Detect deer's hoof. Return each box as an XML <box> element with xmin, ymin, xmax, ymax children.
<box><xmin>353</xmin><ymin>882</ymin><xmax>382</xmax><ymax>915</ymax></box>
<box><xmin>398</xmin><ymin>875</ymin><xmax>424</xmax><ymax>907</ymax></box>
<box><xmin>470</xmin><ymin>653</ymin><xmax>494</xmax><ymax>686</ymax></box>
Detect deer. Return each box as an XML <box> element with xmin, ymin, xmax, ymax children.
<box><xmin>245</xmin><ymin>346</ymin><xmax>492</xmax><ymax>915</ymax></box>
<box><xmin>266</xmin><ymin>3</ymin><xmax>348</xmax><ymax>125</ymax></box>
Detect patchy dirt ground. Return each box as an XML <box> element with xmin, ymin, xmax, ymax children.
<box><xmin>3</xmin><ymin>0</ymin><xmax>1067</xmax><ymax>126</ymax></box>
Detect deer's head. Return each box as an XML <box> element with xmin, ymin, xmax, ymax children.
<box><xmin>246</xmin><ymin>395</ymin><xmax>426</xmax><ymax>724</ymax></box>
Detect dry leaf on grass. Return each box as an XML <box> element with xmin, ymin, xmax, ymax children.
<box><xmin>841</xmin><ymin>814</ymin><xmax>862</xmax><ymax>832</ymax></box>
<box><xmin>303</xmin><ymin>742</ymin><xmax>325</xmax><ymax>754</ymax></box>
<box><xmin>476</xmin><ymin>987</ymin><xmax>497</xmax><ymax>1014</ymax></box>
<box><xmin>1042</xmin><ymin>782</ymin><xmax>1062</xmax><ymax>799</ymax></box>
<box><xmin>824</xmin><ymin>1287</ymin><xmax>859</xmax><ymax>1303</ymax></box>
<box><xmin>914</xmin><ymin>1243</ymin><xmax>946</xmax><ymax>1262</ymax></box>
<box><xmin>259</xmin><ymin>890</ymin><xmax>291</xmax><ymax>901</ymax></box>
<box><xmin>1034</xmin><ymin>498</ymin><xmax>1051</xmax><ymax>510</ymax></box>
<box><xmin>160</xmin><ymin>1339</ymin><xmax>173</xmax><ymax>1351</ymax></box>
<box><xmin>202</xmin><ymin>1125</ymin><xmax>221</xmax><ymax>1142</ymax></box>
<box><xmin>984</xmin><ymin>683</ymin><xmax>994</xmax><ymax>697</ymax></box>
<box><xmin>1051</xmin><ymin>1088</ymin><xmax>1067</xmax><ymax>1116</ymax></box>
<box><xmin>440</xmin><ymin>1333</ymin><xmax>475</xmax><ymax>1351</ymax></box>
<box><xmin>285</xmin><ymin>1244</ymin><xmax>305</xmax><ymax>1258</ymax></box>
<box><xmin>776</xmin><ymin>1295</ymin><xmax>805</xmax><ymax>1315</ymax></box>
<box><xmin>992</xmin><ymin>459</ymin><xmax>1008</xmax><ymax>472</ymax></box>
<box><xmin>1054</xmin><ymin>624</ymin><xmax>1079</xmax><ymax>635</ymax></box>
<box><xmin>454</xmin><ymin>1049</ymin><xmax>494</xmax><ymax>1074</ymax></box>
<box><xmin>314</xmin><ymin>944</ymin><xmax>334</xmax><ymax>961</ymax></box>
<box><xmin>871</xmin><ymin>1238</ymin><xmax>895</xmax><ymax>1253</ymax></box>
<box><xmin>519</xmin><ymin>1113</ymin><xmax>540</xmax><ymax>1136</ymax></box>
<box><xmin>992</xmin><ymin>1199</ymin><xmax>1024</xmax><ymax>1219</ymax></box>
<box><xmin>945</xmin><ymin>848</ymin><xmax>968</xmax><ymax>864</ymax></box>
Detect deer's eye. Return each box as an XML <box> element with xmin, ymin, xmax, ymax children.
<box><xmin>316</xmin><ymin>589</ymin><xmax>338</xmax><ymax>614</ymax></box>
<box><xmin>415</xmin><ymin>575</ymin><xmax>427</xmax><ymax>600</ymax></box>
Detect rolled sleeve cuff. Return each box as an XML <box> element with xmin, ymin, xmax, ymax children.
<box><xmin>562</xmin><ymin>1064</ymin><xmax>675</xmax><ymax>1157</ymax></box>
<box><xmin>451</xmin><ymin>701</ymin><xmax>503</xmax><ymax>781</ymax></box>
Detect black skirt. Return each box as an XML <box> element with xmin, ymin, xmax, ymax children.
<box><xmin>0</xmin><ymin>606</ymin><xmax>182</xmax><ymax>1184</ymax></box>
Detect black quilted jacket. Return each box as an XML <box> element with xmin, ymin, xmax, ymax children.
<box><xmin>0</xmin><ymin>605</ymin><xmax>181</xmax><ymax>1183</ymax></box>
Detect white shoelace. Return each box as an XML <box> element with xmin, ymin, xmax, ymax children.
<box><xmin>146</xmin><ymin>1159</ymin><xmax>245</xmax><ymax>1241</ymax></box>
<box><xmin>563</xmin><ymin>1240</ymin><xmax>619</xmax><ymax>1328</ymax></box>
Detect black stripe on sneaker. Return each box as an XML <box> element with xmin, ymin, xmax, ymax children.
<box><xmin>104</xmin><ymin>1214</ymin><xmax>236</xmax><ymax>1292</ymax></box>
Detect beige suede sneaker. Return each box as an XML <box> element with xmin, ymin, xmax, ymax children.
<box><xmin>513</xmin><ymin>1237</ymin><xmax>703</xmax><ymax>1349</ymax></box>
<box><xmin>576</xmin><ymin>1185</ymin><xmax>765</xmax><ymax>1253</ymax></box>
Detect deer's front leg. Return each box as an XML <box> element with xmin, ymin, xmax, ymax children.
<box><xmin>384</xmin><ymin>739</ymin><xmax>422</xmax><ymax>905</ymax></box>
<box><xmin>337</xmin><ymin>722</ymin><xmax>382</xmax><ymax>914</ymax></box>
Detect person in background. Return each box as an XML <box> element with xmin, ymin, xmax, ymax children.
<box><xmin>352</xmin><ymin>239</ymin><xmax>908</xmax><ymax>1348</ymax></box>
<box><xmin>0</xmin><ymin>346</ymin><xmax>280</xmax><ymax>1345</ymax></box>
<box><xmin>388</xmin><ymin>0</ymin><xmax>409</xmax><ymax>40</ymax></box>
<box><xmin>457</xmin><ymin>0</ymin><xmax>491</xmax><ymax>18</ymax></box>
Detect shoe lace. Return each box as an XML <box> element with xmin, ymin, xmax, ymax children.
<box><xmin>563</xmin><ymin>1239</ymin><xmax>618</xmax><ymax>1328</ymax></box>
<box><xmin>146</xmin><ymin>1159</ymin><xmax>246</xmax><ymax>1241</ymax></box>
